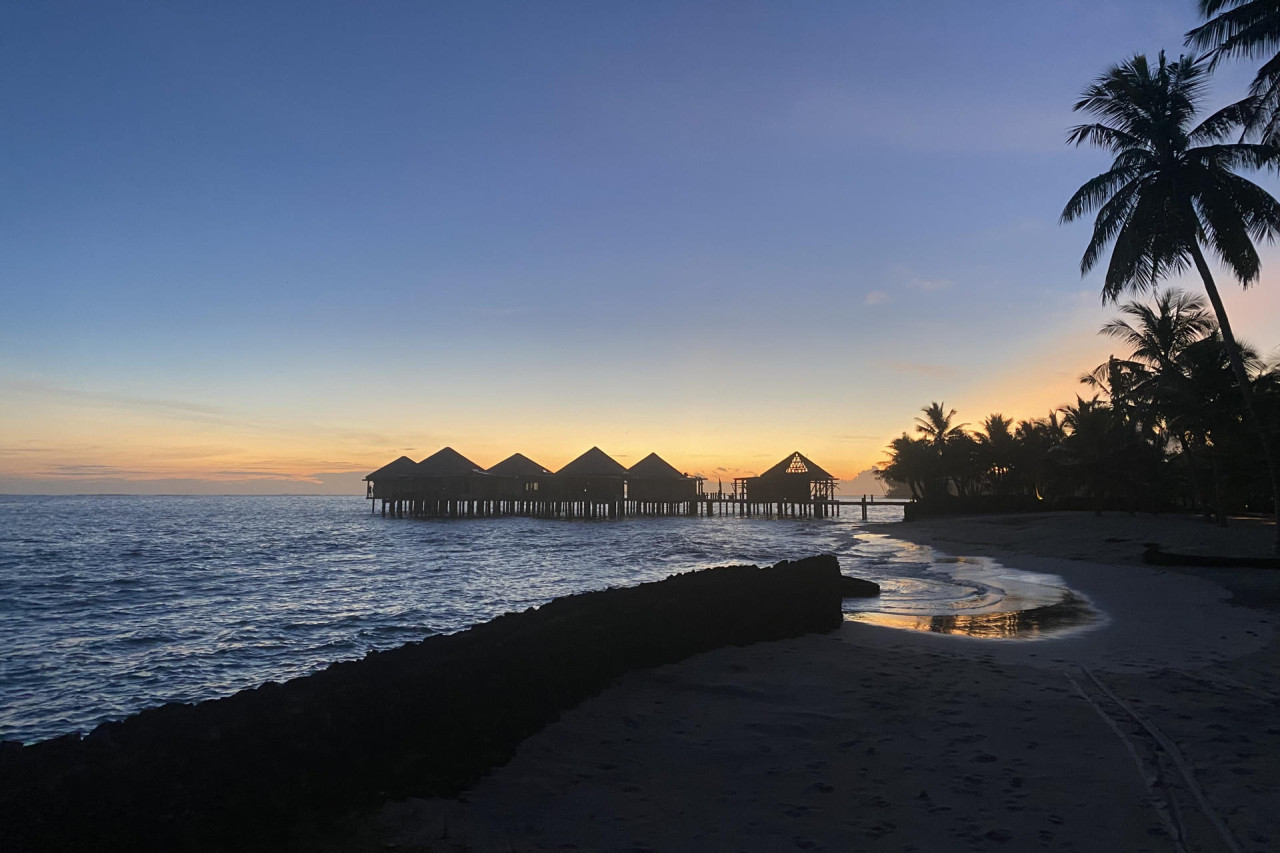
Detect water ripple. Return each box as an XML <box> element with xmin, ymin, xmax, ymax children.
<box><xmin>0</xmin><ymin>495</ymin><xmax>1088</xmax><ymax>744</ymax></box>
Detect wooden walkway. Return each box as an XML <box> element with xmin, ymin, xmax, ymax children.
<box><xmin>376</xmin><ymin>495</ymin><xmax>912</xmax><ymax>520</ymax></box>
<box><xmin>836</xmin><ymin>496</ymin><xmax>913</xmax><ymax>520</ymax></box>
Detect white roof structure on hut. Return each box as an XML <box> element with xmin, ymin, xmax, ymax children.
<box><xmin>758</xmin><ymin>451</ymin><xmax>835</xmax><ymax>481</ymax></box>
<box><xmin>556</xmin><ymin>446</ymin><xmax>628</xmax><ymax>477</ymax></box>
<box><xmin>364</xmin><ymin>455</ymin><xmax>419</xmax><ymax>480</ymax></box>
<box><xmin>487</xmin><ymin>453</ymin><xmax>552</xmax><ymax>477</ymax></box>
<box><xmin>627</xmin><ymin>452</ymin><xmax>686</xmax><ymax>479</ymax></box>
<box><xmin>416</xmin><ymin>447</ymin><xmax>486</xmax><ymax>476</ymax></box>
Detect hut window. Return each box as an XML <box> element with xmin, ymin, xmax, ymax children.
<box><xmin>786</xmin><ymin>456</ymin><xmax>808</xmax><ymax>474</ymax></box>
<box><xmin>525</xmin><ymin>482</ymin><xmax>539</xmax><ymax>492</ymax></box>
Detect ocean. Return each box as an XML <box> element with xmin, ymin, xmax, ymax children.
<box><xmin>0</xmin><ymin>495</ymin><xmax>1079</xmax><ymax>745</ymax></box>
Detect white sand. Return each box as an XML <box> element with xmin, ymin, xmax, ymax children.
<box><xmin>372</xmin><ymin>512</ymin><xmax>1280</xmax><ymax>852</ymax></box>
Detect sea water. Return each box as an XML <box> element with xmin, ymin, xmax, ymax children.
<box><xmin>0</xmin><ymin>495</ymin><xmax>1086</xmax><ymax>744</ymax></box>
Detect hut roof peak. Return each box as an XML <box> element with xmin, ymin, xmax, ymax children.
<box><xmin>627</xmin><ymin>452</ymin><xmax>686</xmax><ymax>479</ymax></box>
<box><xmin>759</xmin><ymin>451</ymin><xmax>835</xmax><ymax>481</ymax></box>
<box><xmin>487</xmin><ymin>452</ymin><xmax>552</xmax><ymax>477</ymax></box>
<box><xmin>556</xmin><ymin>446</ymin><xmax>628</xmax><ymax>477</ymax></box>
<box><xmin>417</xmin><ymin>446</ymin><xmax>486</xmax><ymax>476</ymax></box>
<box><xmin>365</xmin><ymin>455</ymin><xmax>420</xmax><ymax>480</ymax></box>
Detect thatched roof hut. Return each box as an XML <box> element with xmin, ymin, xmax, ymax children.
<box><xmin>408</xmin><ymin>447</ymin><xmax>490</xmax><ymax>499</ymax></box>
<box><xmin>364</xmin><ymin>455</ymin><xmax>421</xmax><ymax>499</ymax></box>
<box><xmin>416</xmin><ymin>447</ymin><xmax>486</xmax><ymax>476</ymax></box>
<box><xmin>365</xmin><ymin>455</ymin><xmax>419</xmax><ymax>481</ymax></box>
<box><xmin>556</xmin><ymin>447</ymin><xmax>628</xmax><ymax>477</ymax></box>
<box><xmin>556</xmin><ymin>447</ymin><xmax>626</xmax><ymax>500</ymax></box>
<box><xmin>627</xmin><ymin>452</ymin><xmax>684</xmax><ymax>479</ymax></box>
<box><xmin>627</xmin><ymin>452</ymin><xmax>700</xmax><ymax>502</ymax></box>
<box><xmin>487</xmin><ymin>452</ymin><xmax>552</xmax><ymax>500</ymax></box>
<box><xmin>741</xmin><ymin>451</ymin><xmax>837</xmax><ymax>502</ymax></box>
<box><xmin>757</xmin><ymin>451</ymin><xmax>835</xmax><ymax>481</ymax></box>
<box><xmin>486</xmin><ymin>453</ymin><xmax>552</xmax><ymax>477</ymax></box>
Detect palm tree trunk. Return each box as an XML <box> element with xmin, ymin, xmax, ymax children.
<box><xmin>1189</xmin><ymin>242</ymin><xmax>1280</xmax><ymax>552</ymax></box>
<box><xmin>1209</xmin><ymin>445</ymin><xmax>1227</xmax><ymax>528</ymax></box>
<box><xmin>1178</xmin><ymin>435</ymin><xmax>1207</xmax><ymax>515</ymax></box>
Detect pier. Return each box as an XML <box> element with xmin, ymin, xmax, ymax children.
<box><xmin>839</xmin><ymin>496</ymin><xmax>914</xmax><ymax>521</ymax></box>
<box><xmin>364</xmin><ymin>449</ymin><xmax>896</xmax><ymax>521</ymax></box>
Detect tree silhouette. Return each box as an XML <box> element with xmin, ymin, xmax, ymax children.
<box><xmin>914</xmin><ymin>402</ymin><xmax>967</xmax><ymax>447</ymax></box>
<box><xmin>978</xmin><ymin>414</ymin><xmax>1018</xmax><ymax>494</ymax></box>
<box><xmin>1062</xmin><ymin>51</ymin><xmax>1280</xmax><ymax>549</ymax></box>
<box><xmin>1187</xmin><ymin>1</ymin><xmax>1280</xmax><ymax>141</ymax></box>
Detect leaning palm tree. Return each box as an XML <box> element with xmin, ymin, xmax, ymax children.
<box><xmin>1061</xmin><ymin>51</ymin><xmax>1280</xmax><ymax>549</ymax></box>
<box><xmin>1187</xmin><ymin>1</ymin><xmax>1280</xmax><ymax>141</ymax></box>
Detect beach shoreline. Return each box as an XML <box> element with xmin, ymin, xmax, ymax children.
<box><xmin>368</xmin><ymin>511</ymin><xmax>1280</xmax><ymax>852</ymax></box>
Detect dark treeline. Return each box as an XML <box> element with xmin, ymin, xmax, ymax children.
<box><xmin>878</xmin><ymin>3</ymin><xmax>1280</xmax><ymax>550</ymax></box>
<box><xmin>877</xmin><ymin>289</ymin><xmax>1280</xmax><ymax>521</ymax></box>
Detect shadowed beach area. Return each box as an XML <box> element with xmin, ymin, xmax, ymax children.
<box><xmin>365</xmin><ymin>513</ymin><xmax>1280</xmax><ymax>853</ymax></box>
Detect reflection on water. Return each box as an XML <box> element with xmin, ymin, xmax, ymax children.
<box><xmin>841</xmin><ymin>541</ymin><xmax>1104</xmax><ymax>640</ymax></box>
<box><xmin>846</xmin><ymin>592</ymin><xmax>1101</xmax><ymax>639</ymax></box>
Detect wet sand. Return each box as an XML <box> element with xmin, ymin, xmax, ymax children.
<box><xmin>368</xmin><ymin>513</ymin><xmax>1280</xmax><ymax>852</ymax></box>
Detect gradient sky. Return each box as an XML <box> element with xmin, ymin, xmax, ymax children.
<box><xmin>4</xmin><ymin>1</ymin><xmax>1280</xmax><ymax>494</ymax></box>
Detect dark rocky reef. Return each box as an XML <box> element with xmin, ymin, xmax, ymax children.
<box><xmin>0</xmin><ymin>555</ymin><xmax>844</xmax><ymax>852</ymax></box>
<box><xmin>1142</xmin><ymin>542</ymin><xmax>1280</xmax><ymax>570</ymax></box>
<box><xmin>838</xmin><ymin>575</ymin><xmax>880</xmax><ymax>597</ymax></box>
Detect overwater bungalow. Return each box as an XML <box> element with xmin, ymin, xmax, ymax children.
<box><xmin>365</xmin><ymin>447</ymin><xmax>848</xmax><ymax>519</ymax></box>
<box><xmin>364</xmin><ymin>455</ymin><xmax>419</xmax><ymax>501</ymax></box>
<box><xmin>736</xmin><ymin>451</ymin><xmax>839</xmax><ymax>516</ymax></box>
<box><xmin>486</xmin><ymin>452</ymin><xmax>552</xmax><ymax>502</ymax></box>
<box><xmin>554</xmin><ymin>446</ymin><xmax>628</xmax><ymax>508</ymax></box>
<box><xmin>627</xmin><ymin>452</ymin><xmax>702</xmax><ymax>504</ymax></box>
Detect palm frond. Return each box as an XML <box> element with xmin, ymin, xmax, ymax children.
<box><xmin>1187</xmin><ymin>0</ymin><xmax>1280</xmax><ymax>62</ymax></box>
<box><xmin>1079</xmin><ymin>178</ymin><xmax>1144</xmax><ymax>274</ymax></box>
<box><xmin>1246</xmin><ymin>53</ymin><xmax>1280</xmax><ymax>139</ymax></box>
<box><xmin>1187</xmin><ymin>141</ymin><xmax>1280</xmax><ymax>170</ymax></box>
<box><xmin>1065</xmin><ymin>123</ymin><xmax>1147</xmax><ymax>152</ymax></box>
<box><xmin>1188</xmin><ymin>96</ymin><xmax>1257</xmax><ymax>143</ymax></box>
<box><xmin>1194</xmin><ymin>180</ymin><xmax>1264</xmax><ymax>284</ymax></box>
<box><xmin>1060</xmin><ymin>161</ymin><xmax>1145</xmax><ymax>223</ymax></box>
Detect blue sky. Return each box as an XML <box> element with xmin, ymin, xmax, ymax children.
<box><xmin>3</xmin><ymin>1</ymin><xmax>1279</xmax><ymax>493</ymax></box>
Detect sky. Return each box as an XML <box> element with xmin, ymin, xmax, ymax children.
<box><xmin>4</xmin><ymin>0</ymin><xmax>1280</xmax><ymax>495</ymax></box>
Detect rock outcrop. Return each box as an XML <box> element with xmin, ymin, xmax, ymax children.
<box><xmin>0</xmin><ymin>555</ymin><xmax>844</xmax><ymax>851</ymax></box>
<box><xmin>838</xmin><ymin>575</ymin><xmax>881</xmax><ymax>597</ymax></box>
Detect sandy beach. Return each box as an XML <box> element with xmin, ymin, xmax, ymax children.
<box><xmin>365</xmin><ymin>512</ymin><xmax>1280</xmax><ymax>853</ymax></box>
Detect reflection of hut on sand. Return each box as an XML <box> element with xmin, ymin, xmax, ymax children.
<box><xmin>365</xmin><ymin>447</ymin><xmax>839</xmax><ymax>520</ymax></box>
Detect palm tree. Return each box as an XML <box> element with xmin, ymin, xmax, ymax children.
<box><xmin>1057</xmin><ymin>396</ymin><xmax>1155</xmax><ymax>514</ymax></box>
<box><xmin>1061</xmin><ymin>51</ymin><xmax>1280</xmax><ymax>549</ymax></box>
<box><xmin>913</xmin><ymin>402</ymin><xmax>970</xmax><ymax>497</ymax></box>
<box><xmin>1187</xmin><ymin>1</ymin><xmax>1280</xmax><ymax>141</ymax></box>
<box><xmin>1094</xmin><ymin>290</ymin><xmax>1219</xmax><ymax>514</ymax></box>
<box><xmin>1166</xmin><ymin>332</ymin><xmax>1269</xmax><ymax>522</ymax></box>
<box><xmin>1101</xmin><ymin>289</ymin><xmax>1216</xmax><ymax>372</ymax></box>
<box><xmin>978</xmin><ymin>413</ymin><xmax>1018</xmax><ymax>494</ymax></box>
<box><xmin>1080</xmin><ymin>355</ymin><xmax>1150</xmax><ymax>419</ymax></box>
<box><xmin>914</xmin><ymin>402</ymin><xmax>967</xmax><ymax>447</ymax></box>
<box><xmin>879</xmin><ymin>434</ymin><xmax>940</xmax><ymax>500</ymax></box>
<box><xmin>1015</xmin><ymin>414</ymin><xmax>1066</xmax><ymax>499</ymax></box>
